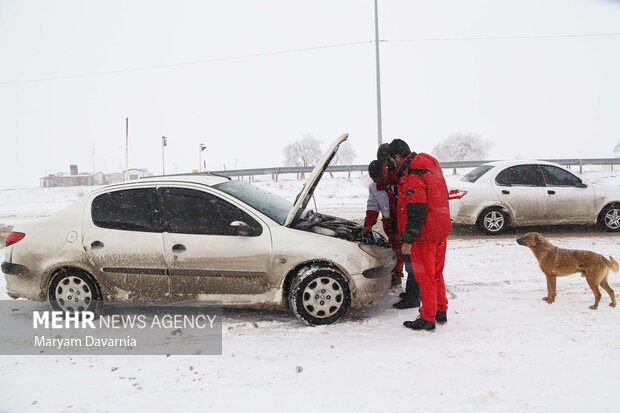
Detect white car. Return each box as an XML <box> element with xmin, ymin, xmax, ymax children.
<box><xmin>448</xmin><ymin>160</ymin><xmax>620</xmax><ymax>235</ymax></box>
<box><xmin>2</xmin><ymin>134</ymin><xmax>394</xmax><ymax>325</ymax></box>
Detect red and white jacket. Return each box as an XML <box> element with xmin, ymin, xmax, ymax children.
<box><xmin>394</xmin><ymin>152</ymin><xmax>452</xmax><ymax>243</ymax></box>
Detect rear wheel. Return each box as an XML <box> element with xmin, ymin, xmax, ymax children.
<box><xmin>477</xmin><ymin>207</ymin><xmax>509</xmax><ymax>235</ymax></box>
<box><xmin>598</xmin><ymin>204</ymin><xmax>620</xmax><ymax>232</ymax></box>
<box><xmin>48</xmin><ymin>268</ymin><xmax>102</xmax><ymax>313</ymax></box>
<box><xmin>288</xmin><ymin>266</ymin><xmax>351</xmax><ymax>325</ymax></box>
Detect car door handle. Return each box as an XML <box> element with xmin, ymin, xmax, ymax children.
<box><xmin>547</xmin><ymin>190</ymin><xmax>556</xmax><ymax>195</ymax></box>
<box><xmin>90</xmin><ymin>240</ymin><xmax>104</xmax><ymax>249</ymax></box>
<box><xmin>172</xmin><ymin>244</ymin><xmax>186</xmax><ymax>253</ymax></box>
<box><xmin>501</xmin><ymin>190</ymin><xmax>510</xmax><ymax>195</ymax></box>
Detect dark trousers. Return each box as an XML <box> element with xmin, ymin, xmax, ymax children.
<box><xmin>403</xmin><ymin>254</ymin><xmax>420</xmax><ymax>305</ymax></box>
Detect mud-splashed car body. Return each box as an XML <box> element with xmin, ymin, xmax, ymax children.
<box><xmin>2</xmin><ymin>134</ymin><xmax>394</xmax><ymax>325</ymax></box>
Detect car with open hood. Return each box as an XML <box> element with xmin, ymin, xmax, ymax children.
<box><xmin>2</xmin><ymin>134</ymin><xmax>395</xmax><ymax>325</ymax></box>
<box><xmin>448</xmin><ymin>160</ymin><xmax>620</xmax><ymax>235</ymax></box>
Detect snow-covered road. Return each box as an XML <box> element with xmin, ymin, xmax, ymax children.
<box><xmin>1</xmin><ymin>176</ymin><xmax>619</xmax><ymax>412</ymax></box>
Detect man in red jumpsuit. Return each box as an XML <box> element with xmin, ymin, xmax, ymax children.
<box><xmin>387</xmin><ymin>139</ymin><xmax>451</xmax><ymax>331</ymax></box>
<box><xmin>362</xmin><ymin>146</ymin><xmax>420</xmax><ymax>308</ymax></box>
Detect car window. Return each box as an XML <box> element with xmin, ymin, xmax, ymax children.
<box><xmin>461</xmin><ymin>165</ymin><xmax>494</xmax><ymax>183</ymax></box>
<box><xmin>213</xmin><ymin>181</ymin><xmax>292</xmax><ymax>225</ymax></box>
<box><xmin>92</xmin><ymin>188</ymin><xmax>160</xmax><ymax>232</ymax></box>
<box><xmin>161</xmin><ymin>188</ymin><xmax>261</xmax><ymax>236</ymax></box>
<box><xmin>495</xmin><ymin>165</ymin><xmax>544</xmax><ymax>187</ymax></box>
<box><xmin>540</xmin><ymin>165</ymin><xmax>581</xmax><ymax>187</ymax></box>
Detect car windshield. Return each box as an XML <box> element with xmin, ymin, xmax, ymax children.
<box><xmin>213</xmin><ymin>181</ymin><xmax>292</xmax><ymax>225</ymax></box>
<box><xmin>461</xmin><ymin>165</ymin><xmax>494</xmax><ymax>183</ymax></box>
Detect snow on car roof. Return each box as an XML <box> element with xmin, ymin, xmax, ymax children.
<box><xmin>482</xmin><ymin>159</ymin><xmax>566</xmax><ymax>168</ymax></box>
<box><xmin>88</xmin><ymin>173</ymin><xmax>231</xmax><ymax>195</ymax></box>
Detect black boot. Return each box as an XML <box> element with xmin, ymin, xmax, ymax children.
<box><xmin>403</xmin><ymin>317</ymin><xmax>435</xmax><ymax>331</ymax></box>
<box><xmin>436</xmin><ymin>311</ymin><xmax>447</xmax><ymax>324</ymax></box>
<box><xmin>392</xmin><ymin>299</ymin><xmax>420</xmax><ymax>310</ymax></box>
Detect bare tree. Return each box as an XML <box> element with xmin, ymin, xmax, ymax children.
<box><xmin>332</xmin><ymin>142</ymin><xmax>357</xmax><ymax>165</ymax></box>
<box><xmin>432</xmin><ymin>133</ymin><xmax>493</xmax><ymax>161</ymax></box>
<box><xmin>282</xmin><ymin>134</ymin><xmax>323</xmax><ymax>167</ymax></box>
<box><xmin>282</xmin><ymin>134</ymin><xmax>323</xmax><ymax>179</ymax></box>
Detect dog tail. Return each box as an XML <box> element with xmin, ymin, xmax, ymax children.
<box><xmin>605</xmin><ymin>256</ymin><xmax>619</xmax><ymax>272</ymax></box>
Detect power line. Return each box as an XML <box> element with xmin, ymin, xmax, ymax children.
<box><xmin>2</xmin><ymin>32</ymin><xmax>619</xmax><ymax>85</ymax></box>
<box><xmin>381</xmin><ymin>32</ymin><xmax>620</xmax><ymax>43</ymax></box>
<box><xmin>0</xmin><ymin>40</ymin><xmax>373</xmax><ymax>86</ymax></box>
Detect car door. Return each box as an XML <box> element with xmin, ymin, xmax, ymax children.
<box><xmin>82</xmin><ymin>187</ymin><xmax>170</xmax><ymax>294</ymax></box>
<box><xmin>159</xmin><ymin>187</ymin><xmax>272</xmax><ymax>296</ymax></box>
<box><xmin>492</xmin><ymin>164</ymin><xmax>547</xmax><ymax>224</ymax></box>
<box><xmin>539</xmin><ymin>164</ymin><xmax>595</xmax><ymax>222</ymax></box>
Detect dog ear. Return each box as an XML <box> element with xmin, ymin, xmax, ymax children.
<box><xmin>535</xmin><ymin>233</ymin><xmax>543</xmax><ymax>243</ymax></box>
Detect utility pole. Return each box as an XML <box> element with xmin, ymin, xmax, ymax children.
<box><xmin>199</xmin><ymin>143</ymin><xmax>206</xmax><ymax>172</ymax></box>
<box><xmin>125</xmin><ymin>117</ymin><xmax>129</xmax><ymax>180</ymax></box>
<box><xmin>374</xmin><ymin>0</ymin><xmax>383</xmax><ymax>146</ymax></box>
<box><xmin>162</xmin><ymin>136</ymin><xmax>167</xmax><ymax>175</ymax></box>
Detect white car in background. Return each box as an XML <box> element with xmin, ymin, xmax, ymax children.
<box><xmin>2</xmin><ymin>134</ymin><xmax>395</xmax><ymax>325</ymax></box>
<box><xmin>448</xmin><ymin>160</ymin><xmax>620</xmax><ymax>235</ymax></box>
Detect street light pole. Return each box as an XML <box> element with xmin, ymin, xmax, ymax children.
<box><xmin>162</xmin><ymin>136</ymin><xmax>167</xmax><ymax>175</ymax></box>
<box><xmin>374</xmin><ymin>0</ymin><xmax>383</xmax><ymax>146</ymax></box>
<box><xmin>199</xmin><ymin>143</ymin><xmax>206</xmax><ymax>172</ymax></box>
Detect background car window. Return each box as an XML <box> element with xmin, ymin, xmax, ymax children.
<box><xmin>495</xmin><ymin>165</ymin><xmax>544</xmax><ymax>186</ymax></box>
<box><xmin>540</xmin><ymin>165</ymin><xmax>581</xmax><ymax>186</ymax></box>
<box><xmin>162</xmin><ymin>188</ymin><xmax>261</xmax><ymax>236</ymax></box>
<box><xmin>92</xmin><ymin>188</ymin><xmax>160</xmax><ymax>232</ymax></box>
<box><xmin>461</xmin><ymin>165</ymin><xmax>494</xmax><ymax>183</ymax></box>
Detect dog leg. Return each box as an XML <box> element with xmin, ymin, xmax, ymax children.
<box><xmin>600</xmin><ymin>277</ymin><xmax>616</xmax><ymax>308</ymax></box>
<box><xmin>543</xmin><ymin>275</ymin><xmax>556</xmax><ymax>303</ymax></box>
<box><xmin>586</xmin><ymin>276</ymin><xmax>602</xmax><ymax>310</ymax></box>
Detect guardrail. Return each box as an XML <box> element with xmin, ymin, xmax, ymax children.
<box><xmin>208</xmin><ymin>158</ymin><xmax>620</xmax><ymax>181</ymax></box>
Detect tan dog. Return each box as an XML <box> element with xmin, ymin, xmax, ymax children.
<box><xmin>517</xmin><ymin>232</ymin><xmax>619</xmax><ymax>309</ymax></box>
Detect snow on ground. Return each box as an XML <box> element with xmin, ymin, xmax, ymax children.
<box><xmin>1</xmin><ymin>171</ymin><xmax>620</xmax><ymax>412</ymax></box>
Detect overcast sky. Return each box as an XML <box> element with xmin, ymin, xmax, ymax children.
<box><xmin>1</xmin><ymin>0</ymin><xmax>619</xmax><ymax>188</ymax></box>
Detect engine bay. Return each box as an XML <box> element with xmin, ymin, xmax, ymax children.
<box><xmin>292</xmin><ymin>210</ymin><xmax>391</xmax><ymax>248</ymax></box>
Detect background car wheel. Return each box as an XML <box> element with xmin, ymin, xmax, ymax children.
<box><xmin>288</xmin><ymin>266</ymin><xmax>351</xmax><ymax>326</ymax></box>
<box><xmin>477</xmin><ymin>207</ymin><xmax>509</xmax><ymax>235</ymax></box>
<box><xmin>48</xmin><ymin>268</ymin><xmax>103</xmax><ymax>313</ymax></box>
<box><xmin>598</xmin><ymin>204</ymin><xmax>620</xmax><ymax>232</ymax></box>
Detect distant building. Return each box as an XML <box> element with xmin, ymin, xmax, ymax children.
<box><xmin>41</xmin><ymin>165</ymin><xmax>151</xmax><ymax>188</ymax></box>
<box><xmin>123</xmin><ymin>168</ymin><xmax>152</xmax><ymax>181</ymax></box>
<box><xmin>41</xmin><ymin>173</ymin><xmax>95</xmax><ymax>188</ymax></box>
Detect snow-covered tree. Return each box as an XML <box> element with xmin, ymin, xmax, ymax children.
<box><xmin>614</xmin><ymin>142</ymin><xmax>620</xmax><ymax>157</ymax></box>
<box><xmin>432</xmin><ymin>133</ymin><xmax>493</xmax><ymax>161</ymax></box>
<box><xmin>282</xmin><ymin>134</ymin><xmax>323</xmax><ymax>166</ymax></box>
<box><xmin>332</xmin><ymin>142</ymin><xmax>357</xmax><ymax>165</ymax></box>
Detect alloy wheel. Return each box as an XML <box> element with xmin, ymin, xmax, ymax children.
<box><xmin>54</xmin><ymin>275</ymin><xmax>93</xmax><ymax>312</ymax></box>
<box><xmin>301</xmin><ymin>277</ymin><xmax>344</xmax><ymax>319</ymax></box>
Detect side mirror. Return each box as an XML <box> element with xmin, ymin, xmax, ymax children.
<box><xmin>576</xmin><ymin>180</ymin><xmax>588</xmax><ymax>189</ymax></box>
<box><xmin>230</xmin><ymin>220</ymin><xmax>253</xmax><ymax>236</ymax></box>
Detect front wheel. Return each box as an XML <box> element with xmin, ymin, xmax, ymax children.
<box><xmin>477</xmin><ymin>207</ymin><xmax>509</xmax><ymax>235</ymax></box>
<box><xmin>598</xmin><ymin>204</ymin><xmax>620</xmax><ymax>232</ymax></box>
<box><xmin>48</xmin><ymin>268</ymin><xmax>103</xmax><ymax>313</ymax></box>
<box><xmin>288</xmin><ymin>267</ymin><xmax>351</xmax><ymax>325</ymax></box>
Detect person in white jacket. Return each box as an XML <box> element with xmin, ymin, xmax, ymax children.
<box><xmin>362</xmin><ymin>161</ymin><xmax>417</xmax><ymax>302</ymax></box>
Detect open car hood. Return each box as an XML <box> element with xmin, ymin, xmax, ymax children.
<box><xmin>284</xmin><ymin>133</ymin><xmax>349</xmax><ymax>227</ymax></box>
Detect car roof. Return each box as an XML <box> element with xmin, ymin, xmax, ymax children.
<box><xmin>90</xmin><ymin>173</ymin><xmax>231</xmax><ymax>195</ymax></box>
<box><xmin>480</xmin><ymin>159</ymin><xmax>564</xmax><ymax>168</ymax></box>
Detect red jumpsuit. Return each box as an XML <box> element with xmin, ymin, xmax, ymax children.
<box><xmin>394</xmin><ymin>152</ymin><xmax>451</xmax><ymax>322</ymax></box>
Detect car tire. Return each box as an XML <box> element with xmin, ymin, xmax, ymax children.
<box><xmin>597</xmin><ymin>204</ymin><xmax>620</xmax><ymax>232</ymax></box>
<box><xmin>477</xmin><ymin>207</ymin><xmax>509</xmax><ymax>235</ymax></box>
<box><xmin>288</xmin><ymin>266</ymin><xmax>351</xmax><ymax>326</ymax></box>
<box><xmin>48</xmin><ymin>268</ymin><xmax>103</xmax><ymax>313</ymax></box>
